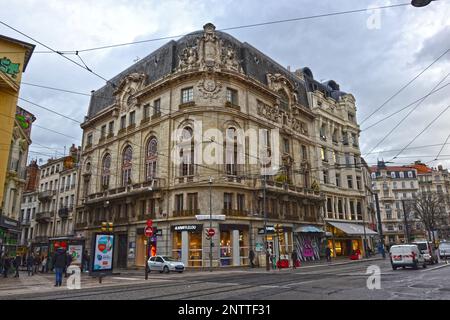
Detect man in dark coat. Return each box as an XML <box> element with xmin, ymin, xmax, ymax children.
<box><xmin>249</xmin><ymin>249</ymin><xmax>255</xmax><ymax>268</ymax></box>
<box><xmin>26</xmin><ymin>254</ymin><xmax>35</xmax><ymax>276</ymax></box>
<box><xmin>2</xmin><ymin>256</ymin><xmax>10</xmax><ymax>278</ymax></box>
<box><xmin>325</xmin><ymin>246</ymin><xmax>332</xmax><ymax>262</ymax></box>
<box><xmin>13</xmin><ymin>254</ymin><xmax>21</xmax><ymax>277</ymax></box>
<box><xmin>52</xmin><ymin>248</ymin><xmax>67</xmax><ymax>287</ymax></box>
<box><xmin>291</xmin><ymin>250</ymin><xmax>298</xmax><ymax>269</ymax></box>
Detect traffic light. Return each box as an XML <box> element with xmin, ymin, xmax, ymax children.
<box><xmin>101</xmin><ymin>222</ymin><xmax>113</xmax><ymax>232</ymax></box>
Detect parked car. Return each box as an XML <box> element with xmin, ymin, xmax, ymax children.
<box><xmin>412</xmin><ymin>240</ymin><xmax>439</xmax><ymax>264</ymax></box>
<box><xmin>147</xmin><ymin>255</ymin><xmax>185</xmax><ymax>273</ymax></box>
<box><xmin>439</xmin><ymin>242</ymin><xmax>450</xmax><ymax>260</ymax></box>
<box><xmin>389</xmin><ymin>244</ymin><xmax>426</xmax><ymax>270</ymax></box>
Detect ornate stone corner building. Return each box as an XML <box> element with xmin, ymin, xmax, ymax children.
<box><xmin>76</xmin><ymin>23</ymin><xmax>327</xmax><ymax>269</ymax></box>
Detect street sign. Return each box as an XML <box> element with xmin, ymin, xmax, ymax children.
<box><xmin>146</xmin><ymin>219</ymin><xmax>153</xmax><ymax>227</ymax></box>
<box><xmin>144</xmin><ymin>226</ymin><xmax>153</xmax><ymax>237</ymax></box>
<box><xmin>207</xmin><ymin>228</ymin><xmax>215</xmax><ymax>237</ymax></box>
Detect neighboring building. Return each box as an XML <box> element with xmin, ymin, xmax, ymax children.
<box><xmin>371</xmin><ymin>161</ymin><xmax>425</xmax><ymax>245</ymax></box>
<box><xmin>75</xmin><ymin>23</ymin><xmax>326</xmax><ymax>269</ymax></box>
<box><xmin>20</xmin><ymin>189</ymin><xmax>39</xmax><ymax>247</ymax></box>
<box><xmin>410</xmin><ymin>161</ymin><xmax>450</xmax><ymax>240</ymax></box>
<box><xmin>0</xmin><ymin>35</ymin><xmax>34</xmax><ymax>255</ymax></box>
<box><xmin>1</xmin><ymin>106</ymin><xmax>35</xmax><ymax>255</ymax></box>
<box><xmin>32</xmin><ymin>144</ymin><xmax>80</xmax><ymax>252</ymax></box>
<box><xmin>307</xmin><ymin>75</ymin><xmax>377</xmax><ymax>257</ymax></box>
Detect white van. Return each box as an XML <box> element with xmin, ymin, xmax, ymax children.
<box><xmin>389</xmin><ymin>244</ymin><xmax>426</xmax><ymax>270</ymax></box>
<box><xmin>412</xmin><ymin>240</ymin><xmax>438</xmax><ymax>264</ymax></box>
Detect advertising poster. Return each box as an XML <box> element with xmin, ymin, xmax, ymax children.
<box><xmin>93</xmin><ymin>234</ymin><xmax>114</xmax><ymax>271</ymax></box>
<box><xmin>68</xmin><ymin>245</ymin><xmax>83</xmax><ymax>265</ymax></box>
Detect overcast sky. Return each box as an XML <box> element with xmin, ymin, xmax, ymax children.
<box><xmin>2</xmin><ymin>0</ymin><xmax>450</xmax><ymax>169</ymax></box>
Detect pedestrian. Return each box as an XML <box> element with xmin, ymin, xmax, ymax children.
<box><xmin>3</xmin><ymin>256</ymin><xmax>10</xmax><ymax>278</ymax></box>
<box><xmin>52</xmin><ymin>247</ymin><xmax>67</xmax><ymax>287</ymax></box>
<box><xmin>34</xmin><ymin>255</ymin><xmax>41</xmax><ymax>274</ymax></box>
<box><xmin>325</xmin><ymin>246</ymin><xmax>332</xmax><ymax>263</ymax></box>
<box><xmin>13</xmin><ymin>254</ymin><xmax>21</xmax><ymax>277</ymax></box>
<box><xmin>291</xmin><ymin>250</ymin><xmax>298</xmax><ymax>269</ymax></box>
<box><xmin>41</xmin><ymin>255</ymin><xmax>47</xmax><ymax>273</ymax></box>
<box><xmin>82</xmin><ymin>250</ymin><xmax>89</xmax><ymax>273</ymax></box>
<box><xmin>0</xmin><ymin>252</ymin><xmax>4</xmax><ymax>275</ymax></box>
<box><xmin>64</xmin><ymin>251</ymin><xmax>72</xmax><ymax>278</ymax></box>
<box><xmin>249</xmin><ymin>249</ymin><xmax>255</xmax><ymax>268</ymax></box>
<box><xmin>26</xmin><ymin>254</ymin><xmax>34</xmax><ymax>276</ymax></box>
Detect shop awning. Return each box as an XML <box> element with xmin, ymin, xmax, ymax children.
<box><xmin>327</xmin><ymin>221</ymin><xmax>378</xmax><ymax>236</ymax></box>
<box><xmin>294</xmin><ymin>225</ymin><xmax>324</xmax><ymax>233</ymax></box>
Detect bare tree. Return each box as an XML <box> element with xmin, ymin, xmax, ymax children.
<box><xmin>412</xmin><ymin>192</ymin><xmax>448</xmax><ymax>244</ymax></box>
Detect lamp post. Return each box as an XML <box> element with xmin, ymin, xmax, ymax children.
<box><xmin>209</xmin><ymin>176</ymin><xmax>213</xmax><ymax>272</ymax></box>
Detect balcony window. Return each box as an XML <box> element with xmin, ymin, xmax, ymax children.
<box><xmin>145</xmin><ymin>137</ymin><xmax>158</xmax><ymax>181</ymax></box>
<box><xmin>347</xmin><ymin>175</ymin><xmax>353</xmax><ymax>189</ymax></box>
<box><xmin>181</xmin><ymin>87</ymin><xmax>193</xmax><ymax>104</ymax></box>
<box><xmin>121</xmin><ymin>146</ymin><xmax>133</xmax><ymax>186</ymax></box>
<box><xmin>101</xmin><ymin>125</ymin><xmax>106</xmax><ymax>139</ymax></box>
<box><xmin>175</xmin><ymin>194</ymin><xmax>184</xmax><ymax>212</ymax></box>
<box><xmin>226</xmin><ymin>88</ymin><xmax>238</xmax><ymax>105</ymax></box>
<box><xmin>237</xmin><ymin>194</ymin><xmax>245</xmax><ymax>212</ymax></box>
<box><xmin>108</xmin><ymin>121</ymin><xmax>114</xmax><ymax>135</ymax></box>
<box><xmin>129</xmin><ymin>111</ymin><xmax>135</xmax><ymax>126</ymax></box>
<box><xmin>187</xmin><ymin>193</ymin><xmax>198</xmax><ymax>211</ymax></box>
<box><xmin>120</xmin><ymin>115</ymin><xmax>126</xmax><ymax>130</ymax></box>
<box><xmin>153</xmin><ymin>99</ymin><xmax>161</xmax><ymax>116</ymax></box>
<box><xmin>143</xmin><ymin>104</ymin><xmax>150</xmax><ymax>119</ymax></box>
<box><xmin>224</xmin><ymin>193</ymin><xmax>233</xmax><ymax>210</ymax></box>
<box><xmin>225</xmin><ymin>127</ymin><xmax>238</xmax><ymax>176</ymax></box>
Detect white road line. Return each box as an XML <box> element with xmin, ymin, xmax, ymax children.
<box><xmin>112</xmin><ymin>277</ymin><xmax>142</xmax><ymax>281</ymax></box>
<box><xmin>420</xmin><ymin>264</ymin><xmax>450</xmax><ymax>272</ymax></box>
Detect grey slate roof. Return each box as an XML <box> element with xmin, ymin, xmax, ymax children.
<box><xmin>87</xmin><ymin>28</ymin><xmax>313</xmax><ymax>119</ymax></box>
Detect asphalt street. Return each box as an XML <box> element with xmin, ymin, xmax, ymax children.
<box><xmin>1</xmin><ymin>259</ymin><xmax>450</xmax><ymax>300</ymax></box>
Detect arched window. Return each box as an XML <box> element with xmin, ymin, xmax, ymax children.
<box><xmin>101</xmin><ymin>154</ymin><xmax>111</xmax><ymax>189</ymax></box>
<box><xmin>146</xmin><ymin>137</ymin><xmax>158</xmax><ymax>181</ymax></box>
<box><xmin>180</xmin><ymin>126</ymin><xmax>194</xmax><ymax>176</ymax></box>
<box><xmin>122</xmin><ymin>146</ymin><xmax>133</xmax><ymax>186</ymax></box>
<box><xmin>225</xmin><ymin>127</ymin><xmax>238</xmax><ymax>176</ymax></box>
<box><xmin>278</xmin><ymin>90</ymin><xmax>289</xmax><ymax>111</ymax></box>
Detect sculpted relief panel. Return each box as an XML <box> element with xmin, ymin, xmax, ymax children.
<box><xmin>114</xmin><ymin>73</ymin><xmax>147</xmax><ymax>113</ymax></box>
<box><xmin>257</xmin><ymin>100</ymin><xmax>308</xmax><ymax>136</ymax></box>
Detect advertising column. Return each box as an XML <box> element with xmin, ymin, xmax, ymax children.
<box><xmin>90</xmin><ymin>233</ymin><xmax>114</xmax><ymax>279</ymax></box>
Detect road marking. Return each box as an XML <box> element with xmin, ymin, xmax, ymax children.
<box><xmin>260</xmin><ymin>285</ymin><xmax>280</xmax><ymax>288</ymax></box>
<box><xmin>112</xmin><ymin>277</ymin><xmax>142</xmax><ymax>281</ymax></box>
<box><xmin>420</xmin><ymin>264</ymin><xmax>450</xmax><ymax>272</ymax></box>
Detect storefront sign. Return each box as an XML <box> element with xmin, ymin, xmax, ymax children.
<box><xmin>258</xmin><ymin>226</ymin><xmax>275</xmax><ymax>234</ymax></box>
<box><xmin>173</xmin><ymin>225</ymin><xmax>201</xmax><ymax>232</ymax></box>
<box><xmin>92</xmin><ymin>234</ymin><xmax>114</xmax><ymax>272</ymax></box>
<box><xmin>0</xmin><ymin>217</ymin><xmax>20</xmax><ymax>232</ymax></box>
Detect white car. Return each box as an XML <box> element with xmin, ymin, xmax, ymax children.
<box><xmin>390</xmin><ymin>244</ymin><xmax>426</xmax><ymax>270</ymax></box>
<box><xmin>439</xmin><ymin>242</ymin><xmax>450</xmax><ymax>260</ymax></box>
<box><xmin>147</xmin><ymin>255</ymin><xmax>185</xmax><ymax>273</ymax></box>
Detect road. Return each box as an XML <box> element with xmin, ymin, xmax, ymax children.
<box><xmin>1</xmin><ymin>259</ymin><xmax>450</xmax><ymax>300</ymax></box>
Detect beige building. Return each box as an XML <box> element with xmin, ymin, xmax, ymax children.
<box><xmin>75</xmin><ymin>23</ymin><xmax>328</xmax><ymax>269</ymax></box>
<box><xmin>0</xmin><ymin>106</ymin><xmax>35</xmax><ymax>255</ymax></box>
<box><xmin>307</xmin><ymin>77</ymin><xmax>377</xmax><ymax>257</ymax></box>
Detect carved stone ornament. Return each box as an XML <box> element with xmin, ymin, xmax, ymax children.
<box><xmin>257</xmin><ymin>100</ymin><xmax>280</xmax><ymax>122</ymax></box>
<box><xmin>177</xmin><ymin>23</ymin><xmax>243</xmax><ymax>73</ymax></box>
<box><xmin>114</xmin><ymin>73</ymin><xmax>146</xmax><ymax>112</ymax></box>
<box><xmin>266</xmin><ymin>73</ymin><xmax>297</xmax><ymax>103</ymax></box>
<box><xmin>197</xmin><ymin>75</ymin><xmax>222</xmax><ymax>101</ymax></box>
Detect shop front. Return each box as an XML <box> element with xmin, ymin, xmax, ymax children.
<box><xmin>219</xmin><ymin>224</ymin><xmax>249</xmax><ymax>267</ymax></box>
<box><xmin>135</xmin><ymin>226</ymin><xmax>162</xmax><ymax>267</ymax></box>
<box><xmin>293</xmin><ymin>225</ymin><xmax>324</xmax><ymax>262</ymax></box>
<box><xmin>0</xmin><ymin>216</ymin><xmax>21</xmax><ymax>256</ymax></box>
<box><xmin>326</xmin><ymin>221</ymin><xmax>378</xmax><ymax>258</ymax></box>
<box><xmin>256</xmin><ymin>225</ymin><xmax>293</xmax><ymax>267</ymax></box>
<box><xmin>172</xmin><ymin>224</ymin><xmax>203</xmax><ymax>267</ymax></box>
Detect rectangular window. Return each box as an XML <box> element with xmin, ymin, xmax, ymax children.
<box><xmin>321</xmin><ymin>147</ymin><xmax>327</xmax><ymax>162</ymax></box>
<box><xmin>391</xmin><ymin>172</ymin><xmax>396</xmax><ymax>179</ymax></box>
<box><xmin>187</xmin><ymin>193</ymin><xmax>198</xmax><ymax>211</ymax></box>
<box><xmin>348</xmin><ymin>113</ymin><xmax>355</xmax><ymax>123</ymax></box>
<box><xmin>153</xmin><ymin>99</ymin><xmax>161</xmax><ymax>115</ymax></box>
<box><xmin>408</xmin><ymin>171</ymin><xmax>413</xmax><ymax>178</ymax></box>
<box><xmin>108</xmin><ymin>121</ymin><xmax>114</xmax><ymax>135</ymax></box>
<box><xmin>101</xmin><ymin>125</ymin><xmax>106</xmax><ymax>138</ymax></box>
<box><xmin>181</xmin><ymin>87</ymin><xmax>194</xmax><ymax>103</ymax></box>
<box><xmin>336</xmin><ymin>173</ymin><xmax>341</xmax><ymax>187</ymax></box>
<box><xmin>356</xmin><ymin>176</ymin><xmax>361</xmax><ymax>190</ymax></box>
<box><xmin>86</xmin><ymin>133</ymin><xmax>93</xmax><ymax>146</ymax></box>
<box><xmin>237</xmin><ymin>194</ymin><xmax>245</xmax><ymax>212</ymax></box>
<box><xmin>224</xmin><ymin>193</ymin><xmax>233</xmax><ymax>210</ymax></box>
<box><xmin>120</xmin><ymin>115</ymin><xmax>126</xmax><ymax>129</ymax></box>
<box><xmin>399</xmin><ymin>171</ymin><xmax>404</xmax><ymax>178</ymax></box>
<box><xmin>226</xmin><ymin>88</ymin><xmax>238</xmax><ymax>105</ymax></box>
<box><xmin>143</xmin><ymin>104</ymin><xmax>150</xmax><ymax>119</ymax></box>
<box><xmin>129</xmin><ymin>111</ymin><xmax>135</xmax><ymax>126</ymax></box>
<box><xmin>301</xmin><ymin>146</ymin><xmax>308</xmax><ymax>160</ymax></box>
<box><xmin>347</xmin><ymin>175</ymin><xmax>353</xmax><ymax>189</ymax></box>
<box><xmin>175</xmin><ymin>194</ymin><xmax>184</xmax><ymax>212</ymax></box>
<box><xmin>323</xmin><ymin>170</ymin><xmax>329</xmax><ymax>184</ymax></box>
<box><xmin>283</xmin><ymin>138</ymin><xmax>290</xmax><ymax>154</ymax></box>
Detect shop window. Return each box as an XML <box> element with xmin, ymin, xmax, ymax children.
<box><xmin>188</xmin><ymin>232</ymin><xmax>202</xmax><ymax>267</ymax></box>
<box><xmin>172</xmin><ymin>232</ymin><xmax>182</xmax><ymax>260</ymax></box>
<box><xmin>220</xmin><ymin>230</ymin><xmax>232</xmax><ymax>266</ymax></box>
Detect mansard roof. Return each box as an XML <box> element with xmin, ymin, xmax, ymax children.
<box><xmin>87</xmin><ymin>23</ymin><xmax>310</xmax><ymax>119</ymax></box>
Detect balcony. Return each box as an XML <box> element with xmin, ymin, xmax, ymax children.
<box><xmin>179</xmin><ymin>101</ymin><xmax>196</xmax><ymax>109</ymax></box>
<box><xmin>222</xmin><ymin>209</ymin><xmax>248</xmax><ymax>217</ymax></box>
<box><xmin>173</xmin><ymin>209</ymin><xmax>200</xmax><ymax>217</ymax></box>
<box><xmin>38</xmin><ymin>190</ymin><xmax>55</xmax><ymax>201</ymax></box>
<box><xmin>58</xmin><ymin>207</ymin><xmax>71</xmax><ymax>218</ymax></box>
<box><xmin>21</xmin><ymin>220</ymin><xmax>31</xmax><ymax>227</ymax></box>
<box><xmin>36</xmin><ymin>211</ymin><xmax>52</xmax><ymax>223</ymax></box>
<box><xmin>225</xmin><ymin>101</ymin><xmax>240</xmax><ymax>111</ymax></box>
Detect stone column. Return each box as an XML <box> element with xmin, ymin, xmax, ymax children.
<box><xmin>181</xmin><ymin>231</ymin><xmax>188</xmax><ymax>266</ymax></box>
<box><xmin>232</xmin><ymin>229</ymin><xmax>240</xmax><ymax>266</ymax></box>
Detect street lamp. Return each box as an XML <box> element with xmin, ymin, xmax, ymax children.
<box><xmin>411</xmin><ymin>0</ymin><xmax>433</xmax><ymax>7</ymax></box>
<box><xmin>209</xmin><ymin>176</ymin><xmax>213</xmax><ymax>272</ymax></box>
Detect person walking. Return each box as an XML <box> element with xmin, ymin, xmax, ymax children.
<box><xmin>325</xmin><ymin>246</ymin><xmax>332</xmax><ymax>263</ymax></box>
<box><xmin>13</xmin><ymin>254</ymin><xmax>21</xmax><ymax>278</ymax></box>
<box><xmin>41</xmin><ymin>255</ymin><xmax>47</xmax><ymax>273</ymax></box>
<box><xmin>82</xmin><ymin>250</ymin><xmax>89</xmax><ymax>273</ymax></box>
<box><xmin>291</xmin><ymin>250</ymin><xmax>298</xmax><ymax>269</ymax></box>
<box><xmin>248</xmin><ymin>249</ymin><xmax>255</xmax><ymax>268</ymax></box>
<box><xmin>3</xmin><ymin>256</ymin><xmax>10</xmax><ymax>278</ymax></box>
<box><xmin>52</xmin><ymin>247</ymin><xmax>67</xmax><ymax>287</ymax></box>
<box><xmin>26</xmin><ymin>254</ymin><xmax>34</xmax><ymax>276</ymax></box>
<box><xmin>0</xmin><ymin>253</ymin><xmax>4</xmax><ymax>275</ymax></box>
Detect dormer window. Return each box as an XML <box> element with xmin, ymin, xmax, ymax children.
<box><xmin>278</xmin><ymin>90</ymin><xmax>289</xmax><ymax>111</ymax></box>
